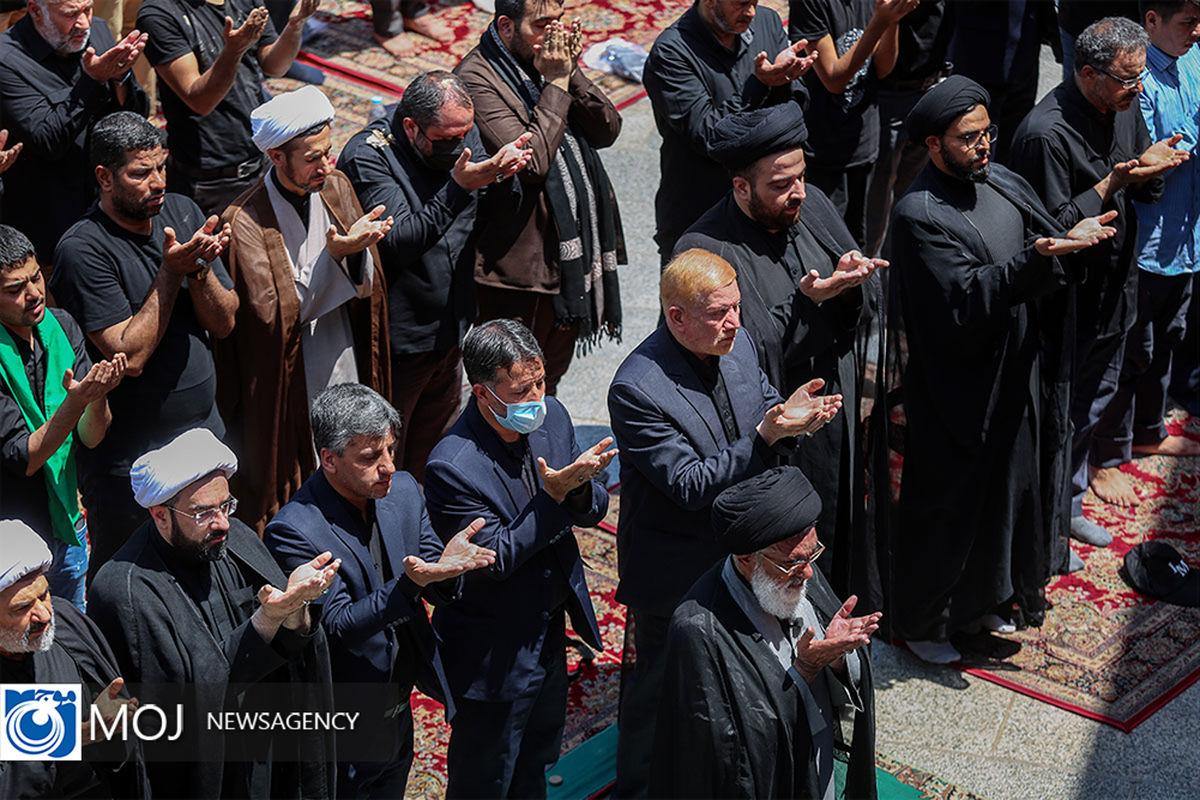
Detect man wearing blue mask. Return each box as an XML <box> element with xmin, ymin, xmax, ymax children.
<box><xmin>424</xmin><ymin>317</ymin><xmax>616</xmax><ymax>798</ymax></box>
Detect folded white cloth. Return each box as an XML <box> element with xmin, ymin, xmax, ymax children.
<box><xmin>0</xmin><ymin>519</ymin><xmax>53</xmax><ymax>594</ymax></box>
<box><xmin>252</xmin><ymin>85</ymin><xmax>336</xmax><ymax>152</ymax></box>
<box><xmin>131</xmin><ymin>428</ymin><xmax>238</xmax><ymax>508</ymax></box>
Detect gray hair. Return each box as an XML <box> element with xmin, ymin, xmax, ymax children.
<box><xmin>1075</xmin><ymin>16</ymin><xmax>1149</xmax><ymax>74</ymax></box>
<box><xmin>399</xmin><ymin>71</ymin><xmax>474</xmax><ymax>129</ymax></box>
<box><xmin>462</xmin><ymin>319</ymin><xmax>544</xmax><ymax>385</ymax></box>
<box><xmin>310</xmin><ymin>383</ymin><xmax>401</xmax><ymax>455</ymax></box>
<box><xmin>0</xmin><ymin>225</ymin><xmax>36</xmax><ymax>272</ymax></box>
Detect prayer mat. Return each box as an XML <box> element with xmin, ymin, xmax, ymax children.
<box><xmin>294</xmin><ymin>0</ymin><xmax>791</xmax><ymax>112</ymax></box>
<box><xmin>265</xmin><ymin>75</ymin><xmax>401</xmax><ymax>154</ymax></box>
<box><xmin>952</xmin><ymin>409</ymin><xmax>1200</xmax><ymax>732</ymax></box>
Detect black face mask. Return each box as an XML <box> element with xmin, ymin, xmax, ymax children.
<box><xmin>420</xmin><ymin>136</ymin><xmax>467</xmax><ymax>172</ymax></box>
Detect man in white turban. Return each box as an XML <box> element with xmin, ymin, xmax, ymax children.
<box><xmin>216</xmin><ymin>87</ymin><xmax>395</xmax><ymax>534</ymax></box>
<box><xmin>88</xmin><ymin>428</ymin><xmax>342</xmax><ymax>800</ymax></box>
<box><xmin>0</xmin><ymin>519</ymin><xmax>149</xmax><ymax>798</ymax></box>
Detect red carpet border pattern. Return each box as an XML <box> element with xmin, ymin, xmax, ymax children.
<box><xmin>959</xmin><ymin>409</ymin><xmax>1200</xmax><ymax>730</ymax></box>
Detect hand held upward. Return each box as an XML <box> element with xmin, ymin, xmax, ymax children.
<box><xmin>63</xmin><ymin>353</ymin><xmax>128</xmax><ymax>405</ymax></box>
<box><xmin>289</xmin><ymin>0</ymin><xmax>320</xmax><ymax>24</ymax></box>
<box><xmin>403</xmin><ymin>518</ymin><xmax>497</xmax><ymax>586</ymax></box>
<box><xmin>223</xmin><ymin>7</ymin><xmax>271</xmax><ymax>55</ymax></box>
<box><xmin>754</xmin><ymin>39</ymin><xmax>819</xmax><ymax>87</ymax></box>
<box><xmin>163</xmin><ymin>216</ymin><xmax>231</xmax><ymax>276</ymax></box>
<box><xmin>0</xmin><ymin>130</ymin><xmax>24</xmax><ymax>176</ymax></box>
<box><xmin>257</xmin><ymin>551</ymin><xmax>341</xmax><ymax>628</ymax></box>
<box><xmin>534</xmin><ymin>19</ymin><xmax>581</xmax><ymax>87</ymax></box>
<box><xmin>82</xmin><ymin>29</ymin><xmax>148</xmax><ymax>83</ymax></box>
<box><xmin>799</xmin><ymin>250</ymin><xmax>887</xmax><ymax>303</ymax></box>
<box><xmin>874</xmin><ymin>0</ymin><xmax>921</xmax><ymax>24</ymax></box>
<box><xmin>792</xmin><ymin>595</ymin><xmax>882</xmax><ymax>683</ymax></box>
<box><xmin>453</xmin><ymin>132</ymin><xmax>535</xmax><ymax>191</ymax></box>
<box><xmin>326</xmin><ymin>204</ymin><xmax>394</xmax><ymax>260</ymax></box>
<box><xmin>83</xmin><ymin>677</ymin><xmax>138</xmax><ymax>746</ymax></box>
<box><xmin>757</xmin><ymin>378</ymin><xmax>843</xmax><ymax>445</ymax></box>
<box><xmin>1034</xmin><ymin>209</ymin><xmax>1119</xmax><ymax>256</ymax></box>
<box><xmin>536</xmin><ymin>436</ymin><xmax>619</xmax><ymax>502</ymax></box>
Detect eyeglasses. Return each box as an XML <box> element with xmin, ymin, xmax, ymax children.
<box><xmin>759</xmin><ymin>541</ymin><xmax>826</xmax><ymax>578</ymax></box>
<box><xmin>953</xmin><ymin>123</ymin><xmax>999</xmax><ymax>150</ymax></box>
<box><xmin>1096</xmin><ymin>67</ymin><xmax>1146</xmax><ymax>90</ymax></box>
<box><xmin>167</xmin><ymin>496</ymin><xmax>238</xmax><ymax>526</ymax></box>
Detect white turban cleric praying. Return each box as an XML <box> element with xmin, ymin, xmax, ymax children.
<box><xmin>131</xmin><ymin>428</ymin><xmax>238</xmax><ymax>509</ymax></box>
<box><xmin>0</xmin><ymin>519</ymin><xmax>53</xmax><ymax>594</ymax></box>
<box><xmin>251</xmin><ymin>85</ymin><xmax>336</xmax><ymax>152</ymax></box>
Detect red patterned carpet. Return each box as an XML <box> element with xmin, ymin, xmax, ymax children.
<box><xmin>956</xmin><ymin>409</ymin><xmax>1200</xmax><ymax>731</ymax></box>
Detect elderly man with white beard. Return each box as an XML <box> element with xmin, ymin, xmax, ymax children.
<box><xmin>649</xmin><ymin>466</ymin><xmax>880</xmax><ymax>800</ymax></box>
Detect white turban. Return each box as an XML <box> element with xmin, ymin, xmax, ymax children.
<box><xmin>251</xmin><ymin>85</ymin><xmax>336</xmax><ymax>152</ymax></box>
<box><xmin>131</xmin><ymin>428</ymin><xmax>238</xmax><ymax>509</ymax></box>
<box><xmin>0</xmin><ymin>520</ymin><xmax>53</xmax><ymax>594</ymax></box>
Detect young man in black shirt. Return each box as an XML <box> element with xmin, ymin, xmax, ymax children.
<box><xmin>0</xmin><ymin>224</ymin><xmax>125</xmax><ymax>608</ymax></box>
<box><xmin>136</xmin><ymin>0</ymin><xmax>318</xmax><ymax>215</ymax></box>
<box><xmin>50</xmin><ymin>111</ymin><xmax>237</xmax><ymax>579</ymax></box>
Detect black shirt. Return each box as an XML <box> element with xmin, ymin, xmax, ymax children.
<box><xmin>138</xmin><ymin>0</ymin><xmax>278</xmax><ymax>169</ymax></box>
<box><xmin>49</xmin><ymin>194</ymin><xmax>234</xmax><ymax>482</ymax></box>
<box><xmin>791</xmin><ymin>0</ymin><xmax>880</xmax><ymax>168</ymax></box>
<box><xmin>0</xmin><ymin>308</ymin><xmax>92</xmax><ymax>541</ymax></box>
<box><xmin>644</xmin><ymin>3</ymin><xmax>808</xmax><ymax>256</ymax></box>
<box><xmin>0</xmin><ymin>16</ymin><xmax>147</xmax><ymax>261</ymax></box>
<box><xmin>1057</xmin><ymin>0</ymin><xmax>1141</xmax><ymax>37</ymax></box>
<box><xmin>879</xmin><ymin>0</ymin><xmax>954</xmax><ymax>88</ymax></box>
<box><xmin>670</xmin><ymin>332</ymin><xmax>740</xmax><ymax>444</ymax></box>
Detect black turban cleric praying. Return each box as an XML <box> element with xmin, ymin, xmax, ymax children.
<box><xmin>711</xmin><ymin>466</ymin><xmax>823</xmax><ymax>555</ymax></box>
<box><xmin>706</xmin><ymin>101</ymin><xmax>809</xmax><ymax>169</ymax></box>
<box><xmin>905</xmin><ymin>75</ymin><xmax>992</xmax><ymax>143</ymax></box>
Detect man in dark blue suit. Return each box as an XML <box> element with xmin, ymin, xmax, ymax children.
<box><xmin>424</xmin><ymin>318</ymin><xmax>617</xmax><ymax>799</ymax></box>
<box><xmin>608</xmin><ymin>248</ymin><xmax>842</xmax><ymax>797</ymax></box>
<box><xmin>264</xmin><ymin>383</ymin><xmax>496</xmax><ymax>799</ymax></box>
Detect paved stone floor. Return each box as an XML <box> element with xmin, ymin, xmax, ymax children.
<box><xmin>555</xmin><ymin>46</ymin><xmax>1200</xmax><ymax>800</ymax></box>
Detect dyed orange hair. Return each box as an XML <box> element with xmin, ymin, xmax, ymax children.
<box><xmin>660</xmin><ymin>248</ymin><xmax>737</xmax><ymax>313</ymax></box>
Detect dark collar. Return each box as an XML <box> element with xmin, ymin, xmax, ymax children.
<box><xmin>677</xmin><ymin>3</ymin><xmax>752</xmax><ymax>57</ymax></box>
<box><xmin>10</xmin><ymin>15</ymin><xmax>60</xmax><ymax>64</ymax></box>
<box><xmin>667</xmin><ymin>327</ymin><xmax>720</xmax><ymax>380</ymax></box>
<box><xmin>462</xmin><ymin>397</ymin><xmax>527</xmax><ymax>459</ymax></box>
<box><xmin>1061</xmin><ymin>79</ymin><xmax>1113</xmax><ymax>127</ymax></box>
<box><xmin>271</xmin><ymin>167</ymin><xmax>311</xmax><ymax>219</ymax></box>
<box><xmin>311</xmin><ymin>468</ymin><xmax>375</xmax><ymax>531</ymax></box>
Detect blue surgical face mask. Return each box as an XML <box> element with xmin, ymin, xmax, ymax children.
<box><xmin>485</xmin><ymin>384</ymin><xmax>546</xmax><ymax>434</ymax></box>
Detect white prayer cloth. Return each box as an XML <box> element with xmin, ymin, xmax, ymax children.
<box><xmin>264</xmin><ymin>168</ymin><xmax>374</xmax><ymax>404</ymax></box>
<box><xmin>131</xmin><ymin>428</ymin><xmax>238</xmax><ymax>508</ymax></box>
<box><xmin>251</xmin><ymin>86</ymin><xmax>336</xmax><ymax>152</ymax></box>
<box><xmin>0</xmin><ymin>519</ymin><xmax>52</xmax><ymax>594</ymax></box>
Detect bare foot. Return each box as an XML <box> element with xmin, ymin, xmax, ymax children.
<box><xmin>1088</xmin><ymin>464</ymin><xmax>1141</xmax><ymax>507</ymax></box>
<box><xmin>1131</xmin><ymin>434</ymin><xmax>1200</xmax><ymax>456</ymax></box>
<box><xmin>405</xmin><ymin>13</ymin><xmax>456</xmax><ymax>44</ymax></box>
<box><xmin>375</xmin><ymin>31</ymin><xmax>418</xmax><ymax>58</ymax></box>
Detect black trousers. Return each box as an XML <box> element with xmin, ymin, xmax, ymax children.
<box><xmin>1170</xmin><ymin>272</ymin><xmax>1200</xmax><ymax>415</ymax></box>
<box><xmin>806</xmin><ymin>161</ymin><xmax>873</xmax><ymax>249</ymax></box>
<box><xmin>338</xmin><ymin>701</ymin><xmax>414</xmax><ymax>799</ymax></box>
<box><xmin>84</xmin><ymin>471</ymin><xmax>146</xmax><ymax>584</ymax></box>
<box><xmin>1069</xmin><ymin>328</ymin><xmax>1127</xmax><ymax>515</ymax></box>
<box><xmin>866</xmin><ymin>88</ymin><xmax>930</xmax><ymax>257</ymax></box>
<box><xmin>445</xmin><ymin>613</ymin><xmax>568</xmax><ymax>799</ymax></box>
<box><xmin>614</xmin><ymin>609</ymin><xmax>671</xmax><ymax>799</ymax></box>
<box><xmin>369</xmin><ymin>0</ymin><xmax>427</xmax><ymax>37</ymax></box>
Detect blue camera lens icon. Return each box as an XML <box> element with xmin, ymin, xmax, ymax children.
<box><xmin>2</xmin><ymin>685</ymin><xmax>81</xmax><ymax>761</ymax></box>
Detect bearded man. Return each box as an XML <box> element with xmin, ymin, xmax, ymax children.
<box><xmin>649</xmin><ymin>467</ymin><xmax>880</xmax><ymax>799</ymax></box>
<box><xmin>0</xmin><ymin>0</ymin><xmax>147</xmax><ymax>260</ymax></box>
<box><xmin>218</xmin><ymin>86</ymin><xmax>393</xmax><ymax>532</ymax></box>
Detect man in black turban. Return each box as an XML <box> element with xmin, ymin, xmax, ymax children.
<box><xmin>648</xmin><ymin>466</ymin><xmax>881</xmax><ymax>799</ymax></box>
<box><xmin>885</xmin><ymin>71</ymin><xmax>1119</xmax><ymax>664</ymax></box>
<box><xmin>678</xmin><ymin>101</ymin><xmax>887</xmax><ymax>609</ymax></box>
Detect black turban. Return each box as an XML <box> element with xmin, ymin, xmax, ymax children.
<box><xmin>905</xmin><ymin>75</ymin><xmax>991</xmax><ymax>143</ymax></box>
<box><xmin>711</xmin><ymin>466</ymin><xmax>822</xmax><ymax>555</ymax></box>
<box><xmin>707</xmin><ymin>101</ymin><xmax>809</xmax><ymax>170</ymax></box>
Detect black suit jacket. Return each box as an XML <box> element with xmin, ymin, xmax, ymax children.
<box><xmin>607</xmin><ymin>326</ymin><xmax>783</xmax><ymax>617</ymax></box>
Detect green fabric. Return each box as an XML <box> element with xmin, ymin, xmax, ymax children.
<box><xmin>0</xmin><ymin>311</ymin><xmax>82</xmax><ymax>546</ymax></box>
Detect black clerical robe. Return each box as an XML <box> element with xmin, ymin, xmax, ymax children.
<box><xmin>88</xmin><ymin>519</ymin><xmax>336</xmax><ymax>800</ymax></box>
<box><xmin>0</xmin><ymin>600</ymin><xmax>149</xmax><ymax>799</ymax></box>
<box><xmin>677</xmin><ymin>187</ymin><xmax>868</xmax><ymax>603</ymax></box>
<box><xmin>649</xmin><ymin>560</ymin><xmax>876</xmax><ymax>799</ymax></box>
<box><xmin>888</xmin><ymin>163</ymin><xmax>1070</xmax><ymax>640</ymax></box>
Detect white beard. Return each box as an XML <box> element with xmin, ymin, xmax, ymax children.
<box><xmin>0</xmin><ymin>613</ymin><xmax>56</xmax><ymax>654</ymax></box>
<box><xmin>749</xmin><ymin>561</ymin><xmax>808</xmax><ymax>621</ymax></box>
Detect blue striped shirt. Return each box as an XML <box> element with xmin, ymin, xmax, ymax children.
<box><xmin>1134</xmin><ymin>43</ymin><xmax>1200</xmax><ymax>276</ymax></box>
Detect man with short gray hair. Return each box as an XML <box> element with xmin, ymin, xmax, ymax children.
<box><xmin>265</xmin><ymin>382</ymin><xmax>496</xmax><ymax>798</ymax></box>
<box><xmin>1010</xmin><ymin>15</ymin><xmax>1189</xmax><ymax>551</ymax></box>
<box><xmin>340</xmin><ymin>70</ymin><xmax>532</xmax><ymax>481</ymax></box>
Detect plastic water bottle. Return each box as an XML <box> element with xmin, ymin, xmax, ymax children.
<box><xmin>367</xmin><ymin>96</ymin><xmax>387</xmax><ymax>122</ymax></box>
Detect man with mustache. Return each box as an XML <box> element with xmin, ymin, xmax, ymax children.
<box><xmin>0</xmin><ymin>519</ymin><xmax>149</xmax><ymax>799</ymax></box>
<box><xmin>1011</xmin><ymin>17</ymin><xmax>1189</xmax><ymax>549</ymax></box>
<box><xmin>649</xmin><ymin>467</ymin><xmax>880</xmax><ymax>799</ymax></box>
<box><xmin>678</xmin><ymin>101</ymin><xmax>886</xmax><ymax>607</ymax></box>
<box><xmin>0</xmin><ymin>0</ymin><xmax>147</xmax><ymax>261</ymax></box>
<box><xmin>890</xmin><ymin>75</ymin><xmax>1119</xmax><ymax>663</ymax></box>
<box><xmin>0</xmin><ymin>224</ymin><xmax>125</xmax><ymax>607</ymax></box>
<box><xmin>89</xmin><ymin>427</ymin><xmax>340</xmax><ymax>800</ymax></box>
<box><xmin>51</xmin><ymin>111</ymin><xmax>237</xmax><ymax>578</ymax></box>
